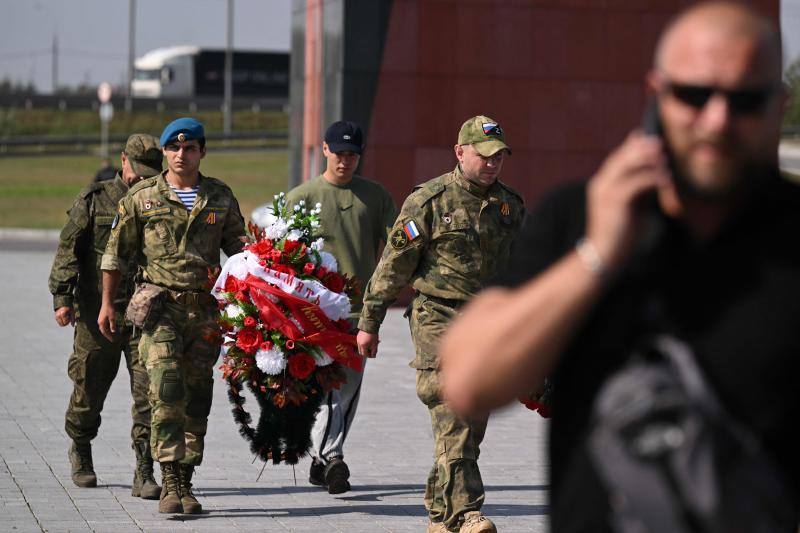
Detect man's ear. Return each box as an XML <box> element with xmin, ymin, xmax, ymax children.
<box><xmin>200</xmin><ymin>146</ymin><xmax>206</xmax><ymax>159</ymax></box>
<box><xmin>120</xmin><ymin>152</ymin><xmax>128</xmax><ymax>168</ymax></box>
<box><xmin>454</xmin><ymin>144</ymin><xmax>464</xmax><ymax>161</ymax></box>
<box><xmin>322</xmin><ymin>142</ymin><xmax>330</xmax><ymax>157</ymax></box>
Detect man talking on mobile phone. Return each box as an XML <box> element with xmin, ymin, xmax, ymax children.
<box><xmin>441</xmin><ymin>2</ymin><xmax>799</xmax><ymax>531</ymax></box>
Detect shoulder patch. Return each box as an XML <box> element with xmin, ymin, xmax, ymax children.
<box><xmin>391</xmin><ymin>219</ymin><xmax>421</xmax><ymax>249</ymax></box>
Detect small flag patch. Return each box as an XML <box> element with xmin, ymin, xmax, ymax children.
<box><xmin>482</xmin><ymin>122</ymin><xmax>502</xmax><ymax>136</ymax></box>
<box><xmin>403</xmin><ymin>220</ymin><xmax>420</xmax><ymax>240</ymax></box>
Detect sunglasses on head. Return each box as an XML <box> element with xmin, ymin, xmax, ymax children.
<box><xmin>664</xmin><ymin>82</ymin><xmax>778</xmax><ymax>115</ymax></box>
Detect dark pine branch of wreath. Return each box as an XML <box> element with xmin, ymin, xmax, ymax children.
<box><xmin>226</xmin><ymin>364</ymin><xmax>346</xmax><ymax>464</ymax></box>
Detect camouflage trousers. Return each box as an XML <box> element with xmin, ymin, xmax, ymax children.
<box><xmin>140</xmin><ymin>297</ymin><xmax>219</xmax><ymax>465</ymax></box>
<box><xmin>65</xmin><ymin>318</ymin><xmax>150</xmax><ymax>448</ymax></box>
<box><xmin>410</xmin><ymin>295</ymin><xmax>488</xmax><ymax>531</ymax></box>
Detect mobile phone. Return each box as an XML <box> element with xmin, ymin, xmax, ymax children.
<box><xmin>641</xmin><ymin>98</ymin><xmax>663</xmax><ymax>138</ymax></box>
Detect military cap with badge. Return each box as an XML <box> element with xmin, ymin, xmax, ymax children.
<box><xmin>458</xmin><ymin>115</ymin><xmax>512</xmax><ymax>157</ymax></box>
<box><xmin>160</xmin><ymin>117</ymin><xmax>206</xmax><ymax>146</ymax></box>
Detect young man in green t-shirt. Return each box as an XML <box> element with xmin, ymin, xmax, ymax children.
<box><xmin>286</xmin><ymin>120</ymin><xmax>397</xmax><ymax>494</ymax></box>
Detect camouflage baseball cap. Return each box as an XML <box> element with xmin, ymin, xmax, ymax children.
<box><xmin>124</xmin><ymin>133</ymin><xmax>163</xmax><ymax>178</ymax></box>
<box><xmin>457</xmin><ymin>115</ymin><xmax>511</xmax><ymax>156</ymax></box>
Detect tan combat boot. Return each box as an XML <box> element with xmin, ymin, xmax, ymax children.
<box><xmin>178</xmin><ymin>463</ymin><xmax>202</xmax><ymax>514</ymax></box>
<box><xmin>459</xmin><ymin>512</ymin><xmax>496</xmax><ymax>533</ymax></box>
<box><xmin>131</xmin><ymin>441</ymin><xmax>161</xmax><ymax>499</ymax></box>
<box><xmin>158</xmin><ymin>461</ymin><xmax>183</xmax><ymax>514</ymax></box>
<box><xmin>68</xmin><ymin>442</ymin><xmax>97</xmax><ymax>488</ymax></box>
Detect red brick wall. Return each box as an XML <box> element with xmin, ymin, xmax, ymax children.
<box><xmin>359</xmin><ymin>0</ymin><xmax>779</xmax><ymax>206</ymax></box>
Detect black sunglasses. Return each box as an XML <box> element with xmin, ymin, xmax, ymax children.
<box><xmin>664</xmin><ymin>82</ymin><xmax>778</xmax><ymax>115</ymax></box>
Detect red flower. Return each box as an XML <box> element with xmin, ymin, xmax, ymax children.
<box><xmin>224</xmin><ymin>275</ymin><xmax>241</xmax><ymax>293</ymax></box>
<box><xmin>235</xmin><ymin>290</ymin><xmax>248</xmax><ymax>302</ymax></box>
<box><xmin>243</xmin><ymin>316</ymin><xmax>257</xmax><ymax>328</ymax></box>
<box><xmin>324</xmin><ymin>272</ymin><xmax>346</xmax><ymax>293</ymax></box>
<box><xmin>285</xmin><ymin>339</ymin><xmax>295</xmax><ymax>350</ymax></box>
<box><xmin>249</xmin><ymin>239</ymin><xmax>273</xmax><ymax>257</ymax></box>
<box><xmin>260</xmin><ymin>340</ymin><xmax>273</xmax><ymax>351</ymax></box>
<box><xmin>270</xmin><ymin>249</ymin><xmax>283</xmax><ymax>263</ymax></box>
<box><xmin>287</xmin><ymin>352</ymin><xmax>315</xmax><ymax>380</ymax></box>
<box><xmin>236</xmin><ymin>327</ymin><xmax>261</xmax><ymax>354</ymax></box>
<box><xmin>303</xmin><ymin>262</ymin><xmax>316</xmax><ymax>275</ymax></box>
<box><xmin>283</xmin><ymin>239</ymin><xmax>302</xmax><ymax>255</ymax></box>
<box><xmin>273</xmin><ymin>264</ymin><xmax>297</xmax><ymax>277</ymax></box>
<box><xmin>316</xmin><ymin>266</ymin><xmax>328</xmax><ymax>278</ymax></box>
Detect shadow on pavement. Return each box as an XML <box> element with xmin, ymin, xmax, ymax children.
<box><xmin>171</xmin><ymin>501</ymin><xmax>547</xmax><ymax>519</ymax></box>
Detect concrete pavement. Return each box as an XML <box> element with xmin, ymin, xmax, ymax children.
<box><xmin>0</xmin><ymin>245</ymin><xmax>548</xmax><ymax>533</ymax></box>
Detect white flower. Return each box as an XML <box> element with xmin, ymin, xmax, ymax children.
<box><xmin>319</xmin><ymin>251</ymin><xmax>338</xmax><ymax>273</ymax></box>
<box><xmin>314</xmin><ymin>202</ymin><xmax>321</xmax><ymax>209</ymax></box>
<box><xmin>293</xmin><ymin>205</ymin><xmax>300</xmax><ymax>212</ymax></box>
<box><xmin>264</xmin><ymin>218</ymin><xmax>289</xmax><ymax>240</ymax></box>
<box><xmin>309</xmin><ymin>346</ymin><xmax>333</xmax><ymax>367</ymax></box>
<box><xmin>224</xmin><ymin>304</ymin><xmax>243</xmax><ymax>319</ymax></box>
<box><xmin>299</xmin><ymin>200</ymin><xmax>305</xmax><ymax>206</ymax></box>
<box><xmin>311</xmin><ymin>238</ymin><xmax>325</xmax><ymax>251</ymax></box>
<box><xmin>285</xmin><ymin>229</ymin><xmax>303</xmax><ymax>241</ymax></box>
<box><xmin>255</xmin><ymin>346</ymin><xmax>287</xmax><ymax>375</ymax></box>
<box><xmin>251</xmin><ymin>206</ymin><xmax>277</xmax><ymax>228</ymax></box>
<box><xmin>310</xmin><ymin>221</ymin><xmax>320</xmax><ymax>228</ymax></box>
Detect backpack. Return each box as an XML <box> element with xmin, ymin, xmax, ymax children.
<box><xmin>588</xmin><ymin>334</ymin><xmax>797</xmax><ymax>533</ymax></box>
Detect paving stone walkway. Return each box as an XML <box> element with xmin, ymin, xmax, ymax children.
<box><xmin>0</xmin><ymin>245</ymin><xmax>548</xmax><ymax>532</ymax></box>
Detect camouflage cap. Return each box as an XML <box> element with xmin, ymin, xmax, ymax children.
<box><xmin>457</xmin><ymin>115</ymin><xmax>511</xmax><ymax>156</ymax></box>
<box><xmin>124</xmin><ymin>134</ymin><xmax>163</xmax><ymax>178</ymax></box>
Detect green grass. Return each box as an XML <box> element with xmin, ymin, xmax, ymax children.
<box><xmin>0</xmin><ymin>108</ymin><xmax>288</xmax><ymax>137</ymax></box>
<box><xmin>0</xmin><ymin>150</ymin><xmax>288</xmax><ymax>229</ymax></box>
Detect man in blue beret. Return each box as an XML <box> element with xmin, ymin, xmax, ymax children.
<box><xmin>99</xmin><ymin>117</ymin><xmax>246</xmax><ymax>515</ymax></box>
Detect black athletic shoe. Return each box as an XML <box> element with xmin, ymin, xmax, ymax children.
<box><xmin>324</xmin><ymin>457</ymin><xmax>351</xmax><ymax>494</ymax></box>
<box><xmin>309</xmin><ymin>458</ymin><xmax>326</xmax><ymax>487</ymax></box>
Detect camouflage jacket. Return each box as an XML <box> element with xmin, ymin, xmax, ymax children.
<box><xmin>358</xmin><ymin>165</ymin><xmax>525</xmax><ymax>333</ymax></box>
<box><xmin>101</xmin><ymin>172</ymin><xmax>246</xmax><ymax>292</ymax></box>
<box><xmin>48</xmin><ymin>175</ymin><xmax>137</xmax><ymax>319</ymax></box>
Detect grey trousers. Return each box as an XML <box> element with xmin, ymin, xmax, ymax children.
<box><xmin>309</xmin><ymin>362</ymin><xmax>364</xmax><ymax>462</ymax></box>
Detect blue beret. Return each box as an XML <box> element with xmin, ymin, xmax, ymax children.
<box><xmin>160</xmin><ymin>118</ymin><xmax>205</xmax><ymax>146</ymax></box>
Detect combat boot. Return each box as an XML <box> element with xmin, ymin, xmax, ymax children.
<box><xmin>178</xmin><ymin>463</ymin><xmax>202</xmax><ymax>514</ymax></box>
<box><xmin>131</xmin><ymin>441</ymin><xmax>161</xmax><ymax>499</ymax></box>
<box><xmin>459</xmin><ymin>511</ymin><xmax>496</xmax><ymax>533</ymax></box>
<box><xmin>68</xmin><ymin>442</ymin><xmax>97</xmax><ymax>488</ymax></box>
<box><xmin>323</xmin><ymin>456</ymin><xmax>351</xmax><ymax>494</ymax></box>
<box><xmin>158</xmin><ymin>461</ymin><xmax>183</xmax><ymax>514</ymax></box>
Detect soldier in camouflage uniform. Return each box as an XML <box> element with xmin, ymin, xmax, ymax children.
<box><xmin>357</xmin><ymin>116</ymin><xmax>525</xmax><ymax>533</ymax></box>
<box><xmin>49</xmin><ymin>134</ymin><xmax>163</xmax><ymax>497</ymax></box>
<box><xmin>98</xmin><ymin>118</ymin><xmax>246</xmax><ymax>515</ymax></box>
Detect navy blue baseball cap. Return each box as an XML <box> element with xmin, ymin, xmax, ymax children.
<box><xmin>324</xmin><ymin>121</ymin><xmax>363</xmax><ymax>154</ymax></box>
<box><xmin>160</xmin><ymin>117</ymin><xmax>205</xmax><ymax>146</ymax></box>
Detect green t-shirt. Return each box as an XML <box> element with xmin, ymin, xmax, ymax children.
<box><xmin>285</xmin><ymin>174</ymin><xmax>397</xmax><ymax>315</ymax></box>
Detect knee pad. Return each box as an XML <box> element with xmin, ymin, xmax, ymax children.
<box><xmin>155</xmin><ymin>367</ymin><xmax>184</xmax><ymax>403</ymax></box>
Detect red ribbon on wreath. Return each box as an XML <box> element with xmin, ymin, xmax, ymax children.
<box><xmin>242</xmin><ymin>274</ymin><xmax>363</xmax><ymax>371</ymax></box>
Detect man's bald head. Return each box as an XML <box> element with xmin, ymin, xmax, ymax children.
<box><xmin>655</xmin><ymin>1</ymin><xmax>782</xmax><ymax>85</ymax></box>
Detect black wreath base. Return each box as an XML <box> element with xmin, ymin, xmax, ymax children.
<box><xmin>227</xmin><ymin>378</ymin><xmax>325</xmax><ymax>465</ymax></box>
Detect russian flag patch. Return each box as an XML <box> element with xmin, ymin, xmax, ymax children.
<box><xmin>403</xmin><ymin>220</ymin><xmax>420</xmax><ymax>240</ymax></box>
